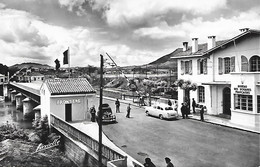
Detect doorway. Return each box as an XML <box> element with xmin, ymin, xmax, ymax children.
<box><xmin>65</xmin><ymin>104</ymin><xmax>72</xmax><ymax>122</ymax></box>
<box><xmin>223</xmin><ymin>87</ymin><xmax>231</xmax><ymax>115</ymax></box>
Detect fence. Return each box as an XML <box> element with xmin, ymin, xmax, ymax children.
<box><xmin>50</xmin><ymin>114</ymin><xmax>125</xmax><ymax>161</ymax></box>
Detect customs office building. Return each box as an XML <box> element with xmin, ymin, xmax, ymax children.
<box><xmin>40</xmin><ymin>78</ymin><xmax>96</xmax><ymax>123</ymax></box>
<box><xmin>173</xmin><ymin>28</ymin><xmax>260</xmax><ymax>128</ymax></box>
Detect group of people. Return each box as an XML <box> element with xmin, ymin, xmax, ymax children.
<box><xmin>180</xmin><ymin>102</ymin><xmax>190</xmax><ymax>119</ymax></box>
<box><xmin>115</xmin><ymin>98</ymin><xmax>131</xmax><ymax>118</ymax></box>
<box><xmin>144</xmin><ymin>157</ymin><xmax>174</xmax><ymax>167</ymax></box>
<box><xmin>181</xmin><ymin>98</ymin><xmax>205</xmax><ymax>121</ymax></box>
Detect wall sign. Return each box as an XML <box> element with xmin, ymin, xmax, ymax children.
<box><xmin>56</xmin><ymin>99</ymin><xmax>81</xmax><ymax>105</ymax></box>
<box><xmin>234</xmin><ymin>85</ymin><xmax>252</xmax><ymax>95</ymax></box>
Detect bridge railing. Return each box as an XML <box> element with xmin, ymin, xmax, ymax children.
<box><xmin>50</xmin><ymin>114</ymin><xmax>125</xmax><ymax>161</ymax></box>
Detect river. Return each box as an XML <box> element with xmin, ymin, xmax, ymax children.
<box><xmin>0</xmin><ymin>98</ymin><xmax>32</xmax><ymax>129</ymax></box>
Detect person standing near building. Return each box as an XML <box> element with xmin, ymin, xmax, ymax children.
<box><xmin>143</xmin><ymin>157</ymin><xmax>156</xmax><ymax>167</ymax></box>
<box><xmin>181</xmin><ymin>103</ymin><xmax>185</xmax><ymax>119</ymax></box>
<box><xmin>185</xmin><ymin>103</ymin><xmax>189</xmax><ymax>118</ymax></box>
<box><xmin>200</xmin><ymin>106</ymin><xmax>205</xmax><ymax>121</ymax></box>
<box><xmin>165</xmin><ymin>157</ymin><xmax>174</xmax><ymax>167</ymax></box>
<box><xmin>90</xmin><ymin>105</ymin><xmax>96</xmax><ymax>122</ymax></box>
<box><xmin>115</xmin><ymin>98</ymin><xmax>120</xmax><ymax>113</ymax></box>
<box><xmin>192</xmin><ymin>98</ymin><xmax>196</xmax><ymax>113</ymax></box>
<box><xmin>126</xmin><ymin>103</ymin><xmax>131</xmax><ymax>118</ymax></box>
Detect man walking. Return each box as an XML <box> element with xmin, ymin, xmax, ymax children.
<box><xmin>192</xmin><ymin>98</ymin><xmax>196</xmax><ymax>113</ymax></box>
<box><xmin>181</xmin><ymin>103</ymin><xmax>185</xmax><ymax>119</ymax></box>
<box><xmin>200</xmin><ymin>106</ymin><xmax>205</xmax><ymax>121</ymax></box>
<box><xmin>165</xmin><ymin>157</ymin><xmax>174</xmax><ymax>167</ymax></box>
<box><xmin>90</xmin><ymin>105</ymin><xmax>96</xmax><ymax>122</ymax></box>
<box><xmin>115</xmin><ymin>98</ymin><xmax>120</xmax><ymax>113</ymax></box>
<box><xmin>126</xmin><ymin>103</ymin><xmax>131</xmax><ymax>118</ymax></box>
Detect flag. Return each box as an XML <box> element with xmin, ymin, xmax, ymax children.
<box><xmin>63</xmin><ymin>48</ymin><xmax>69</xmax><ymax>65</ymax></box>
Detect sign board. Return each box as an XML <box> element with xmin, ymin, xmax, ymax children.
<box><xmin>233</xmin><ymin>85</ymin><xmax>252</xmax><ymax>95</ymax></box>
<box><xmin>56</xmin><ymin>99</ymin><xmax>81</xmax><ymax>105</ymax></box>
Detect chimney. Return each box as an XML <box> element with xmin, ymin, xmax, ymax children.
<box><xmin>183</xmin><ymin>42</ymin><xmax>188</xmax><ymax>51</ymax></box>
<box><xmin>239</xmin><ymin>28</ymin><xmax>249</xmax><ymax>33</ymax></box>
<box><xmin>192</xmin><ymin>38</ymin><xmax>198</xmax><ymax>53</ymax></box>
<box><xmin>207</xmin><ymin>36</ymin><xmax>216</xmax><ymax>50</ymax></box>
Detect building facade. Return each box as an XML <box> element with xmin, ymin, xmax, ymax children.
<box><xmin>40</xmin><ymin>78</ymin><xmax>96</xmax><ymax>123</ymax></box>
<box><xmin>173</xmin><ymin>28</ymin><xmax>260</xmax><ymax>127</ymax></box>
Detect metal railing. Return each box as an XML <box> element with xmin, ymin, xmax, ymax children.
<box><xmin>50</xmin><ymin>114</ymin><xmax>125</xmax><ymax>161</ymax></box>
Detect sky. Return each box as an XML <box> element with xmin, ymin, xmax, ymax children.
<box><xmin>0</xmin><ymin>0</ymin><xmax>259</xmax><ymax>68</ymax></box>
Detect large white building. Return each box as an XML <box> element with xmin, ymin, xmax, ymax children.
<box><xmin>173</xmin><ymin>28</ymin><xmax>260</xmax><ymax>128</ymax></box>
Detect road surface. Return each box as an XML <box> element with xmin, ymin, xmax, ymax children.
<box><xmin>93</xmin><ymin>98</ymin><xmax>259</xmax><ymax>167</ymax></box>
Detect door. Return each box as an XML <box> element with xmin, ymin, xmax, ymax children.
<box><xmin>65</xmin><ymin>104</ymin><xmax>72</xmax><ymax>122</ymax></box>
<box><xmin>223</xmin><ymin>87</ymin><xmax>231</xmax><ymax>115</ymax></box>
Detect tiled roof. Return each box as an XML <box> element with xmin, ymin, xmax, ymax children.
<box><xmin>45</xmin><ymin>78</ymin><xmax>96</xmax><ymax>95</ymax></box>
<box><xmin>175</xmin><ymin>40</ymin><xmax>228</xmax><ymax>57</ymax></box>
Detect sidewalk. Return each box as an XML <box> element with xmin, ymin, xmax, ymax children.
<box><xmin>102</xmin><ymin>96</ymin><xmax>260</xmax><ymax>134</ymax></box>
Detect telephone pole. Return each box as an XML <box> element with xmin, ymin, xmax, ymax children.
<box><xmin>98</xmin><ymin>54</ymin><xmax>104</xmax><ymax>167</ymax></box>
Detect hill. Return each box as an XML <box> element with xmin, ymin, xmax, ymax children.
<box><xmin>9</xmin><ymin>62</ymin><xmax>52</xmax><ymax>70</ymax></box>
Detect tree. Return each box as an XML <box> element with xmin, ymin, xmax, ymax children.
<box><xmin>54</xmin><ymin>59</ymin><xmax>60</xmax><ymax>71</ymax></box>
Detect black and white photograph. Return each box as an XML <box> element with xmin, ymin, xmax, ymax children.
<box><xmin>0</xmin><ymin>0</ymin><xmax>259</xmax><ymax>167</ymax></box>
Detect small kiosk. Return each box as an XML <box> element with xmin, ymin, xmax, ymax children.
<box><xmin>40</xmin><ymin>78</ymin><xmax>96</xmax><ymax>123</ymax></box>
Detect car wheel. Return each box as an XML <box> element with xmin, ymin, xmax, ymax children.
<box><xmin>159</xmin><ymin>114</ymin><xmax>163</xmax><ymax>120</ymax></box>
<box><xmin>145</xmin><ymin>111</ymin><xmax>149</xmax><ymax>116</ymax></box>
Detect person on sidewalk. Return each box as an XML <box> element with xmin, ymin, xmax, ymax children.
<box><xmin>181</xmin><ymin>103</ymin><xmax>186</xmax><ymax>119</ymax></box>
<box><xmin>90</xmin><ymin>105</ymin><xmax>96</xmax><ymax>122</ymax></box>
<box><xmin>115</xmin><ymin>99</ymin><xmax>120</xmax><ymax>113</ymax></box>
<box><xmin>192</xmin><ymin>98</ymin><xmax>196</xmax><ymax>113</ymax></box>
<box><xmin>143</xmin><ymin>157</ymin><xmax>156</xmax><ymax>167</ymax></box>
<box><xmin>165</xmin><ymin>157</ymin><xmax>174</xmax><ymax>167</ymax></box>
<box><xmin>200</xmin><ymin>106</ymin><xmax>205</xmax><ymax>121</ymax></box>
<box><xmin>126</xmin><ymin>103</ymin><xmax>131</xmax><ymax>118</ymax></box>
<box><xmin>185</xmin><ymin>103</ymin><xmax>189</xmax><ymax>119</ymax></box>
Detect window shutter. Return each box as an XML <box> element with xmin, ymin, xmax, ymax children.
<box><xmin>197</xmin><ymin>59</ymin><xmax>200</xmax><ymax>74</ymax></box>
<box><xmin>231</xmin><ymin>56</ymin><xmax>235</xmax><ymax>72</ymax></box>
<box><xmin>189</xmin><ymin>60</ymin><xmax>192</xmax><ymax>75</ymax></box>
<box><xmin>218</xmin><ymin>58</ymin><xmax>223</xmax><ymax>74</ymax></box>
<box><xmin>203</xmin><ymin>58</ymin><xmax>207</xmax><ymax>74</ymax></box>
<box><xmin>241</xmin><ymin>56</ymin><xmax>248</xmax><ymax>72</ymax></box>
<box><xmin>181</xmin><ymin>61</ymin><xmax>184</xmax><ymax>75</ymax></box>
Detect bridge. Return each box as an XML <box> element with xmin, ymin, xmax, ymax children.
<box><xmin>4</xmin><ymin>81</ymin><xmax>143</xmax><ymax>167</ymax></box>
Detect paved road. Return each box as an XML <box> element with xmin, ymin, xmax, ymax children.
<box><xmin>94</xmin><ymin>98</ymin><xmax>259</xmax><ymax>167</ymax></box>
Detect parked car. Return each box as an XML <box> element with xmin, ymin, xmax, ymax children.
<box><xmin>96</xmin><ymin>103</ymin><xmax>116</xmax><ymax>123</ymax></box>
<box><xmin>145</xmin><ymin>103</ymin><xmax>178</xmax><ymax>120</ymax></box>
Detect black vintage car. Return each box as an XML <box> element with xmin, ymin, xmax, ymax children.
<box><xmin>96</xmin><ymin>103</ymin><xmax>116</xmax><ymax>123</ymax></box>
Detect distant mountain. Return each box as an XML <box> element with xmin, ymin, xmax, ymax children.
<box><xmin>149</xmin><ymin>48</ymin><xmax>182</xmax><ymax>65</ymax></box>
<box><xmin>9</xmin><ymin>62</ymin><xmax>52</xmax><ymax>70</ymax></box>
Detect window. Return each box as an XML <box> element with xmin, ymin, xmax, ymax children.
<box><xmin>224</xmin><ymin>57</ymin><xmax>230</xmax><ymax>74</ymax></box>
<box><xmin>181</xmin><ymin>60</ymin><xmax>192</xmax><ymax>75</ymax></box>
<box><xmin>198</xmin><ymin>86</ymin><xmax>205</xmax><ymax>103</ymax></box>
<box><xmin>257</xmin><ymin>96</ymin><xmax>260</xmax><ymax>113</ymax></box>
<box><xmin>218</xmin><ymin>58</ymin><xmax>223</xmax><ymax>74</ymax></box>
<box><xmin>241</xmin><ymin>56</ymin><xmax>248</xmax><ymax>72</ymax></box>
<box><xmin>197</xmin><ymin>59</ymin><xmax>207</xmax><ymax>74</ymax></box>
<box><xmin>249</xmin><ymin>55</ymin><xmax>260</xmax><ymax>72</ymax></box>
<box><xmin>234</xmin><ymin>94</ymin><xmax>253</xmax><ymax>111</ymax></box>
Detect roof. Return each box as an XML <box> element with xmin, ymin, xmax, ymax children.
<box><xmin>44</xmin><ymin>78</ymin><xmax>96</xmax><ymax>95</ymax></box>
<box><xmin>172</xmin><ymin>29</ymin><xmax>260</xmax><ymax>59</ymax></box>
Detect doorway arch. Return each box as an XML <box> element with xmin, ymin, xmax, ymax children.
<box><xmin>223</xmin><ymin>87</ymin><xmax>231</xmax><ymax>115</ymax></box>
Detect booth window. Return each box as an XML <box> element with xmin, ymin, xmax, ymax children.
<box><xmin>181</xmin><ymin>60</ymin><xmax>192</xmax><ymax>75</ymax></box>
<box><xmin>249</xmin><ymin>55</ymin><xmax>260</xmax><ymax>72</ymax></box>
<box><xmin>198</xmin><ymin>86</ymin><xmax>205</xmax><ymax>103</ymax></box>
<box><xmin>197</xmin><ymin>58</ymin><xmax>207</xmax><ymax>75</ymax></box>
<box><xmin>234</xmin><ymin>94</ymin><xmax>253</xmax><ymax>111</ymax></box>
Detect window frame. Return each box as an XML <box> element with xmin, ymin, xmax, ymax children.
<box><xmin>234</xmin><ymin>94</ymin><xmax>253</xmax><ymax>111</ymax></box>
<box><xmin>198</xmin><ymin>86</ymin><xmax>205</xmax><ymax>103</ymax></box>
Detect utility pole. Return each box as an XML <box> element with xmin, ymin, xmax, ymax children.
<box><xmin>98</xmin><ymin>54</ymin><xmax>104</xmax><ymax>167</ymax></box>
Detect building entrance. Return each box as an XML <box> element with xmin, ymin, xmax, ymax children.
<box><xmin>223</xmin><ymin>87</ymin><xmax>231</xmax><ymax>115</ymax></box>
<box><xmin>65</xmin><ymin>104</ymin><xmax>72</xmax><ymax>122</ymax></box>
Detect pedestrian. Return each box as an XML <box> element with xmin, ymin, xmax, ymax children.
<box><xmin>200</xmin><ymin>106</ymin><xmax>205</xmax><ymax>121</ymax></box>
<box><xmin>143</xmin><ymin>157</ymin><xmax>156</xmax><ymax>167</ymax></box>
<box><xmin>165</xmin><ymin>157</ymin><xmax>174</xmax><ymax>167</ymax></box>
<box><xmin>192</xmin><ymin>98</ymin><xmax>196</xmax><ymax>113</ymax></box>
<box><xmin>181</xmin><ymin>103</ymin><xmax>185</xmax><ymax>119</ymax></box>
<box><xmin>126</xmin><ymin>103</ymin><xmax>131</xmax><ymax>118</ymax></box>
<box><xmin>90</xmin><ymin>105</ymin><xmax>96</xmax><ymax>122</ymax></box>
<box><xmin>185</xmin><ymin>103</ymin><xmax>189</xmax><ymax>119</ymax></box>
<box><xmin>168</xmin><ymin>99</ymin><xmax>172</xmax><ymax>106</ymax></box>
<box><xmin>115</xmin><ymin>98</ymin><xmax>120</xmax><ymax>113</ymax></box>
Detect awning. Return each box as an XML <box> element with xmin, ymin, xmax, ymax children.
<box><xmin>202</xmin><ymin>81</ymin><xmax>231</xmax><ymax>85</ymax></box>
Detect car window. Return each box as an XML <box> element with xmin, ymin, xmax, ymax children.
<box><xmin>165</xmin><ymin>107</ymin><xmax>173</xmax><ymax>110</ymax></box>
<box><xmin>157</xmin><ymin>106</ymin><xmax>161</xmax><ymax>109</ymax></box>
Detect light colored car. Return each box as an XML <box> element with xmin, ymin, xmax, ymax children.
<box><xmin>145</xmin><ymin>103</ymin><xmax>178</xmax><ymax>120</ymax></box>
